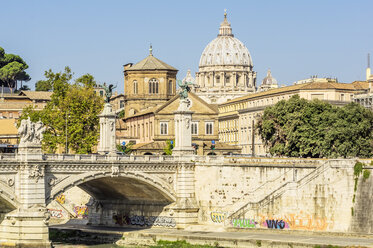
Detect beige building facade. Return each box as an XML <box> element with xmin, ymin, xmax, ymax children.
<box><xmin>123</xmin><ymin>48</ymin><xmax>177</xmax><ymax>118</ymax></box>
<box><xmin>0</xmin><ymin>91</ymin><xmax>51</xmax><ymax>119</ymax></box>
<box><xmin>123</xmin><ymin>93</ymin><xmax>240</xmax><ymax>155</ymax></box>
<box><xmin>218</xmin><ymin>79</ymin><xmax>369</xmax><ymax>155</ymax></box>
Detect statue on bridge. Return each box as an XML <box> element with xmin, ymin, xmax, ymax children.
<box><xmin>102</xmin><ymin>83</ymin><xmax>116</xmax><ymax>103</ymax></box>
<box><xmin>17</xmin><ymin>117</ymin><xmax>46</xmax><ymax>146</ymax></box>
<box><xmin>176</xmin><ymin>79</ymin><xmax>197</xmax><ymax>111</ymax></box>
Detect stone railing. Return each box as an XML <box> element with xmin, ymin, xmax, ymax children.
<box><xmin>0</xmin><ymin>153</ymin><xmax>221</xmax><ymax>163</ymax></box>
<box><xmin>0</xmin><ymin>153</ymin><xmax>342</xmax><ymax>166</ymax></box>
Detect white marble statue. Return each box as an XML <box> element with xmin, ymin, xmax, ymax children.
<box><xmin>17</xmin><ymin>117</ymin><xmax>45</xmax><ymax>146</ymax></box>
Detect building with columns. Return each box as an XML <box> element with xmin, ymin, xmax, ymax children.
<box><xmin>218</xmin><ymin>78</ymin><xmax>369</xmax><ymax>156</ymax></box>
<box><xmin>194</xmin><ymin>12</ymin><xmax>257</xmax><ymax>104</ymax></box>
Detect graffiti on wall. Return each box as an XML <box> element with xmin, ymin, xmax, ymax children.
<box><xmin>48</xmin><ymin>209</ymin><xmax>63</xmax><ymax>218</ymax></box>
<box><xmin>262</xmin><ymin>219</ymin><xmax>289</xmax><ymax>229</ymax></box>
<box><xmin>55</xmin><ymin>194</ymin><xmax>65</xmax><ymax>204</ymax></box>
<box><xmin>210</xmin><ymin>212</ymin><xmax>226</xmax><ymax>223</ymax></box>
<box><xmin>73</xmin><ymin>206</ymin><xmax>88</xmax><ymax>218</ymax></box>
<box><xmin>232</xmin><ymin>219</ymin><xmax>258</xmax><ymax>228</ymax></box>
<box><xmin>112</xmin><ymin>214</ymin><xmax>176</xmax><ymax>228</ymax></box>
<box><xmin>230</xmin><ymin>212</ymin><xmax>333</xmax><ymax>231</ymax></box>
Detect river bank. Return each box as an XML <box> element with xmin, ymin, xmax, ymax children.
<box><xmin>49</xmin><ymin>225</ymin><xmax>373</xmax><ymax>248</ymax></box>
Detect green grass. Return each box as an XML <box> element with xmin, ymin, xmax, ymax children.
<box><xmin>148</xmin><ymin>240</ymin><xmax>220</xmax><ymax>248</ymax></box>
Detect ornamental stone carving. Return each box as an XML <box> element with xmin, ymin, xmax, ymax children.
<box><xmin>29</xmin><ymin>164</ymin><xmax>44</xmax><ymax>183</ymax></box>
<box><xmin>111</xmin><ymin>165</ymin><xmax>119</xmax><ymax>177</ymax></box>
<box><xmin>17</xmin><ymin>117</ymin><xmax>45</xmax><ymax>147</ymax></box>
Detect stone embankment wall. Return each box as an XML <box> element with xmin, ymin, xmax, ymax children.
<box><xmin>195</xmin><ymin>158</ymin><xmax>372</xmax><ymax>234</ymax></box>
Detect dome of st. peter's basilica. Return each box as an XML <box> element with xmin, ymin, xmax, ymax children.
<box><xmin>194</xmin><ymin>12</ymin><xmax>257</xmax><ymax>104</ymax></box>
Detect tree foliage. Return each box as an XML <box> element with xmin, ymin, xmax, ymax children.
<box><xmin>164</xmin><ymin>140</ymin><xmax>174</xmax><ymax>155</ymax></box>
<box><xmin>19</xmin><ymin>67</ymin><xmax>104</xmax><ymax>154</ymax></box>
<box><xmin>0</xmin><ymin>46</ymin><xmax>30</xmax><ymax>92</ymax></box>
<box><xmin>256</xmin><ymin>95</ymin><xmax>373</xmax><ymax>158</ymax></box>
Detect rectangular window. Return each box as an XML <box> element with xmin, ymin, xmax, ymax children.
<box><xmin>120</xmin><ymin>100</ymin><xmax>125</xmax><ymax>108</ymax></box>
<box><xmin>160</xmin><ymin>122</ymin><xmax>168</xmax><ymax>135</ymax></box>
<box><xmin>205</xmin><ymin>122</ymin><xmax>213</xmax><ymax>135</ymax></box>
<box><xmin>191</xmin><ymin>122</ymin><xmax>198</xmax><ymax>135</ymax></box>
<box><xmin>340</xmin><ymin>94</ymin><xmax>345</xmax><ymax>101</ymax></box>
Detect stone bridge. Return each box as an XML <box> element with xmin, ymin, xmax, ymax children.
<box><xmin>0</xmin><ymin>153</ymin><xmax>218</xmax><ymax>247</ymax></box>
<box><xmin>1</xmin><ymin>152</ymin><xmax>372</xmax><ymax>247</ymax></box>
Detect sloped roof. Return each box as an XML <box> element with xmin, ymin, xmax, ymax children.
<box><xmin>125</xmin><ymin>55</ymin><xmax>177</xmax><ymax>71</ymax></box>
<box><xmin>352</xmin><ymin>81</ymin><xmax>369</xmax><ymax>90</ymax></box>
<box><xmin>18</xmin><ymin>91</ymin><xmax>53</xmax><ymax>100</ymax></box>
<box><xmin>124</xmin><ymin>92</ymin><xmax>217</xmax><ymax>120</ymax></box>
<box><xmin>222</xmin><ymin>81</ymin><xmax>368</xmax><ymax>105</ymax></box>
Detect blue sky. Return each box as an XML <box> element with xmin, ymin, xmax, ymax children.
<box><xmin>1</xmin><ymin>0</ymin><xmax>372</xmax><ymax>93</ymax></box>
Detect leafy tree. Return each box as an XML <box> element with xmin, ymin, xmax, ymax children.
<box><xmin>16</xmin><ymin>85</ymin><xmax>30</xmax><ymax>92</ymax></box>
<box><xmin>116</xmin><ymin>142</ymin><xmax>133</xmax><ymax>154</ymax></box>
<box><xmin>35</xmin><ymin>79</ymin><xmax>52</xmax><ymax>91</ymax></box>
<box><xmin>0</xmin><ymin>47</ymin><xmax>30</xmax><ymax>92</ymax></box>
<box><xmin>19</xmin><ymin>67</ymin><xmax>104</xmax><ymax>154</ymax></box>
<box><xmin>256</xmin><ymin>95</ymin><xmax>373</xmax><ymax>158</ymax></box>
<box><xmin>164</xmin><ymin>140</ymin><xmax>174</xmax><ymax>155</ymax></box>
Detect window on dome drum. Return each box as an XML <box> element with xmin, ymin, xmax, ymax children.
<box><xmin>225</xmin><ymin>76</ymin><xmax>230</xmax><ymax>85</ymax></box>
<box><xmin>168</xmin><ymin>80</ymin><xmax>173</xmax><ymax>94</ymax></box>
<box><xmin>205</xmin><ymin>122</ymin><xmax>213</xmax><ymax>135</ymax></box>
<box><xmin>149</xmin><ymin>78</ymin><xmax>159</xmax><ymax>94</ymax></box>
<box><xmin>133</xmin><ymin>80</ymin><xmax>138</xmax><ymax>94</ymax></box>
<box><xmin>216</xmin><ymin>76</ymin><xmax>220</xmax><ymax>84</ymax></box>
<box><xmin>191</xmin><ymin>122</ymin><xmax>198</xmax><ymax>135</ymax></box>
<box><xmin>160</xmin><ymin>122</ymin><xmax>168</xmax><ymax>135</ymax></box>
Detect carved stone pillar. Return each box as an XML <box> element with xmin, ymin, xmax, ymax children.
<box><xmin>167</xmin><ymin>162</ymin><xmax>199</xmax><ymax>228</ymax></box>
<box><xmin>173</xmin><ymin>99</ymin><xmax>194</xmax><ymax>156</ymax></box>
<box><xmin>0</xmin><ymin>162</ymin><xmax>50</xmax><ymax>247</ymax></box>
<box><xmin>98</xmin><ymin>103</ymin><xmax>116</xmax><ymax>155</ymax></box>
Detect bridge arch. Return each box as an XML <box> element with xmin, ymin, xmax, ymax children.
<box><xmin>0</xmin><ymin>181</ymin><xmax>19</xmax><ymax>211</ymax></box>
<box><xmin>47</xmin><ymin>171</ymin><xmax>176</xmax><ymax>205</ymax></box>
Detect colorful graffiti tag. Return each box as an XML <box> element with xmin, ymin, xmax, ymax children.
<box><xmin>232</xmin><ymin>219</ymin><xmax>258</xmax><ymax>228</ymax></box>
<box><xmin>73</xmin><ymin>206</ymin><xmax>88</xmax><ymax>218</ymax></box>
<box><xmin>210</xmin><ymin>212</ymin><xmax>225</xmax><ymax>223</ymax></box>
<box><xmin>262</xmin><ymin>219</ymin><xmax>289</xmax><ymax>229</ymax></box>
<box><xmin>112</xmin><ymin>214</ymin><xmax>176</xmax><ymax>228</ymax></box>
<box><xmin>230</xmin><ymin>212</ymin><xmax>332</xmax><ymax>231</ymax></box>
<box><xmin>48</xmin><ymin>209</ymin><xmax>63</xmax><ymax>218</ymax></box>
<box><xmin>55</xmin><ymin>194</ymin><xmax>65</xmax><ymax>204</ymax></box>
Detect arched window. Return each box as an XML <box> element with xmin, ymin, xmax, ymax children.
<box><xmin>133</xmin><ymin>80</ymin><xmax>138</xmax><ymax>94</ymax></box>
<box><xmin>149</xmin><ymin>78</ymin><xmax>159</xmax><ymax>94</ymax></box>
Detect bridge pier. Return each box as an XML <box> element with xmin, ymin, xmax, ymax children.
<box><xmin>0</xmin><ymin>149</ymin><xmax>51</xmax><ymax>247</ymax></box>
<box><xmin>169</xmin><ymin>162</ymin><xmax>199</xmax><ymax>228</ymax></box>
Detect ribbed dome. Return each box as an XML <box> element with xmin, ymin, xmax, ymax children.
<box><xmin>199</xmin><ymin>13</ymin><xmax>253</xmax><ymax>68</ymax></box>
